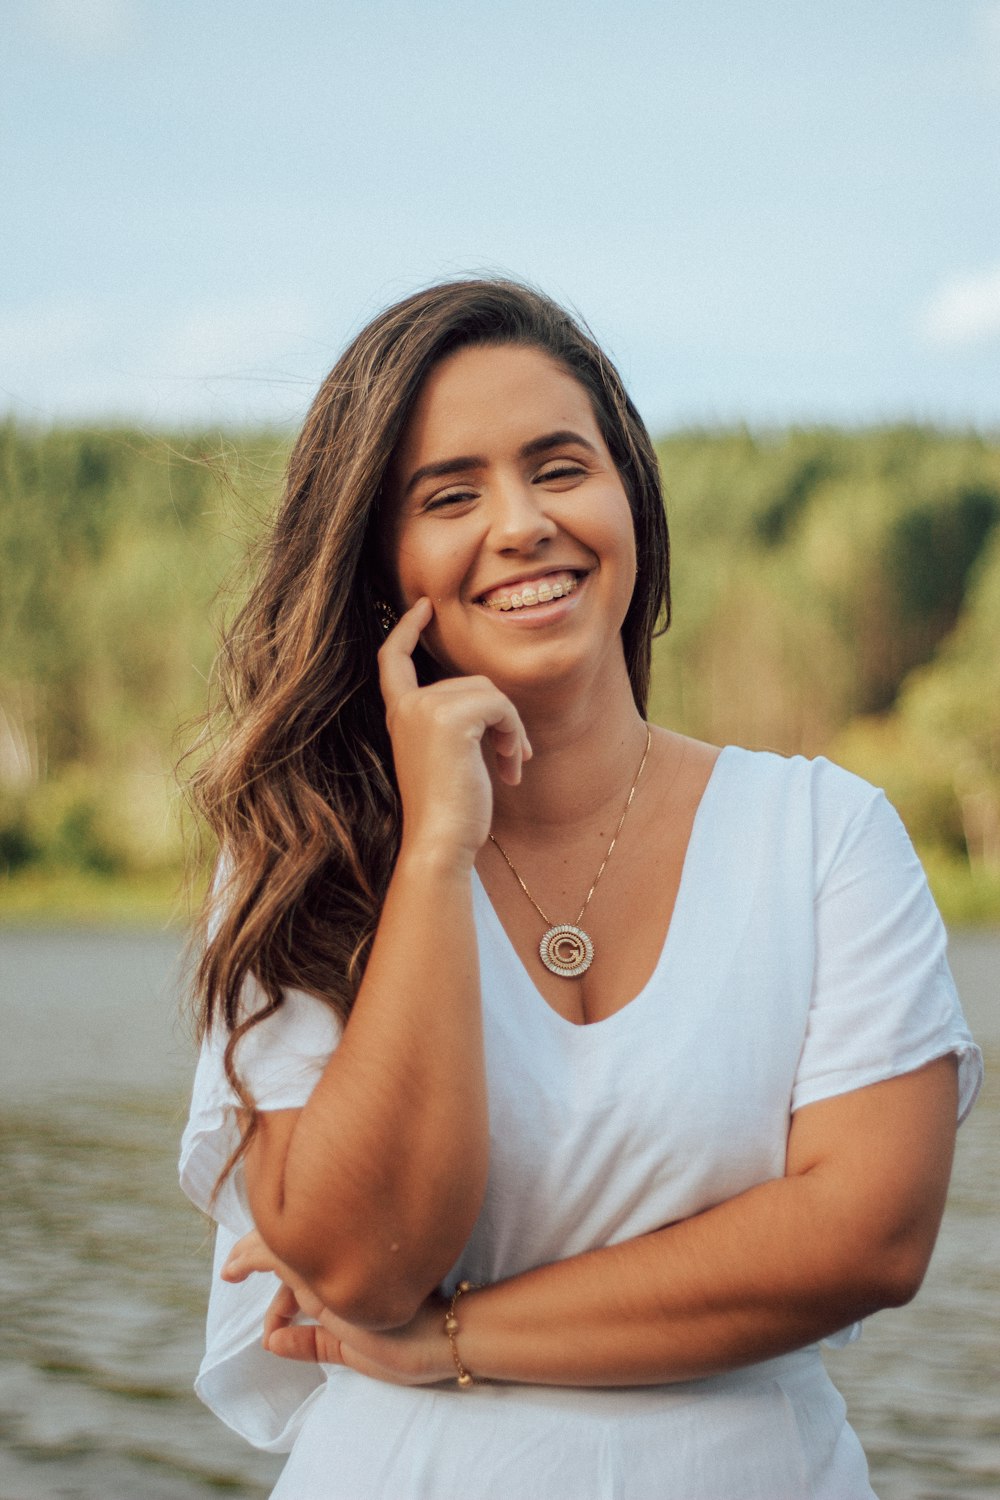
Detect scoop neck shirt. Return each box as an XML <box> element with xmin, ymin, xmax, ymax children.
<box><xmin>180</xmin><ymin>748</ymin><xmax>982</xmax><ymax>1499</ymax></box>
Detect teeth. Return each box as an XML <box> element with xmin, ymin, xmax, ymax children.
<box><xmin>484</xmin><ymin>574</ymin><xmax>578</xmax><ymax>611</ymax></box>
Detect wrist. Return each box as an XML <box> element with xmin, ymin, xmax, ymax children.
<box><xmin>444</xmin><ymin>1280</ymin><xmax>482</xmax><ymax>1388</ymax></box>
<box><xmin>395</xmin><ymin>835</ymin><xmax>477</xmax><ymax>881</ymax></box>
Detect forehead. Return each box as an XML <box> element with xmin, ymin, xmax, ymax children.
<box><xmin>395</xmin><ymin>344</ymin><xmax>603</xmax><ymax>470</ymax></box>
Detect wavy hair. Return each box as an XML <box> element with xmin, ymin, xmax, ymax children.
<box><xmin>187</xmin><ymin>278</ymin><xmax>670</xmax><ymax>1177</ymax></box>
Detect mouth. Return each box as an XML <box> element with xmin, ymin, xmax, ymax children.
<box><xmin>475</xmin><ymin>569</ymin><xmax>585</xmax><ymax>613</ymax></box>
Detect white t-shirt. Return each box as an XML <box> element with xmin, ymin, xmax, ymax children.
<box><xmin>179</xmin><ymin>750</ymin><xmax>982</xmax><ymax>1499</ymax></box>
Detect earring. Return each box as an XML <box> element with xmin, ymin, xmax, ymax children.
<box><xmin>374</xmin><ymin>598</ymin><xmax>398</xmax><ymax>636</ymax></box>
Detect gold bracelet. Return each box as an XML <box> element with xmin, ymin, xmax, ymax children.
<box><xmin>444</xmin><ymin>1279</ymin><xmax>480</xmax><ymax>1388</ymax></box>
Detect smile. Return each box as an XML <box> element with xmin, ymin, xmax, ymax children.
<box><xmin>478</xmin><ymin>570</ymin><xmax>581</xmax><ymax>612</ymax></box>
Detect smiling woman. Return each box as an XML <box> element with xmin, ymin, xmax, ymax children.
<box><xmin>179</xmin><ymin>279</ymin><xmax>981</xmax><ymax>1500</ymax></box>
<box><xmin>388</xmin><ymin>344</ymin><xmax>638</xmax><ymax>699</ymax></box>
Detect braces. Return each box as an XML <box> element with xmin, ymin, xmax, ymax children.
<box><xmin>485</xmin><ymin>575</ymin><xmax>579</xmax><ymax>612</ymax></box>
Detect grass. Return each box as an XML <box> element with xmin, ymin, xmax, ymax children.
<box><xmin>0</xmin><ymin>867</ymin><xmax>191</xmax><ymax>928</ymax></box>
<box><xmin>921</xmin><ymin>850</ymin><xmax>1000</xmax><ymax>929</ymax></box>
<box><xmin>2</xmin><ymin>849</ymin><xmax>998</xmax><ymax>930</ymax></box>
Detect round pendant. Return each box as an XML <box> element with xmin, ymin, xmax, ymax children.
<box><xmin>539</xmin><ymin>924</ymin><xmax>594</xmax><ymax>978</ymax></box>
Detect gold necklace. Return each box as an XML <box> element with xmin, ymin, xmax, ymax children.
<box><xmin>488</xmin><ymin>724</ymin><xmax>652</xmax><ymax>979</ymax></box>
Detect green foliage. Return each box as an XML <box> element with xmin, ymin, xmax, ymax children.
<box><xmin>652</xmin><ymin>424</ymin><xmax>1000</xmax><ymax>737</ymax></box>
<box><xmin>0</xmin><ymin>422</ymin><xmax>286</xmax><ymax>887</ymax></box>
<box><xmin>2</xmin><ymin>420</ymin><xmax>998</xmax><ymax>923</ymax></box>
<box><xmin>887</xmin><ymin>487</ymin><xmax>998</xmax><ymax>622</ymax></box>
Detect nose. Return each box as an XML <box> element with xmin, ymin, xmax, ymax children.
<box><xmin>487</xmin><ymin>475</ymin><xmax>558</xmax><ymax>553</ymax></box>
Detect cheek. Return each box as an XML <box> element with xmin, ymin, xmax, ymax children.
<box><xmin>601</xmin><ymin>502</ymin><xmax>639</xmax><ymax>627</ymax></box>
<box><xmin>390</xmin><ymin>537</ymin><xmax>433</xmax><ymax>608</ymax></box>
<box><xmin>396</xmin><ymin>537</ymin><xmax>472</xmax><ymax>610</ymax></box>
<box><xmin>594</xmin><ymin>493</ymin><xmax>638</xmax><ymax>590</ymax></box>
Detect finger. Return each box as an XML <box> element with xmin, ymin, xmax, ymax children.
<box><xmin>490</xmin><ymin>727</ymin><xmax>520</xmax><ymax>759</ymax></box>
<box><xmin>221</xmin><ymin>1251</ymin><xmax>259</xmax><ymax>1282</ymax></box>
<box><xmin>221</xmin><ymin>1230</ymin><xmax>269</xmax><ymax>1281</ymax></box>
<box><xmin>377</xmin><ymin>597</ymin><xmax>433</xmax><ymax>711</ymax></box>
<box><xmin>492</xmin><ymin>735</ymin><xmax>522</xmax><ymax>786</ymax></box>
<box><xmin>489</xmin><ymin>723</ymin><xmax>532</xmax><ymax>771</ymax></box>
<box><xmin>222</xmin><ymin>1245</ymin><xmax>282</xmax><ymax>1282</ymax></box>
<box><xmin>266</xmin><ymin>1323</ymin><xmax>344</xmax><ymax>1364</ymax></box>
<box><xmin>288</xmin><ymin>1281</ymin><xmax>327</xmax><ymax>1322</ymax></box>
<box><xmin>263</xmin><ymin>1284</ymin><xmax>302</xmax><ymax>1342</ymax></box>
<box><xmin>472</xmin><ymin>687</ymin><xmax>531</xmax><ymax>751</ymax></box>
<box><xmin>488</xmin><ymin>723</ymin><xmax>533</xmax><ymax>786</ymax></box>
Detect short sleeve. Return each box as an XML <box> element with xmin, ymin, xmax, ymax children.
<box><xmin>193</xmin><ymin>1220</ymin><xmax>331</xmax><ymax>1452</ymax></box>
<box><xmin>179</xmin><ymin>977</ymin><xmax>341</xmax><ymax>1449</ymax></box>
<box><xmin>792</xmin><ymin>777</ymin><xmax>983</xmax><ymax>1120</ymax></box>
<box><xmin>179</xmin><ymin>977</ymin><xmax>342</xmax><ymax>1234</ymax></box>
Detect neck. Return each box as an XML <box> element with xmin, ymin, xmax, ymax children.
<box><xmin>490</xmin><ymin>671</ymin><xmax>648</xmax><ymax>839</ymax></box>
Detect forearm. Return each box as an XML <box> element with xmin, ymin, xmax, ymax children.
<box><xmin>455</xmin><ymin>1060</ymin><xmax>956</xmax><ymax>1385</ymax></box>
<box><xmin>458</xmin><ymin>1174</ymin><xmax>888</xmax><ymax>1386</ymax></box>
<box><xmin>248</xmin><ymin>842</ymin><xmax>489</xmax><ymax>1322</ymax></box>
<box><xmin>243</xmin><ymin>611</ymin><xmax>536</xmax><ymax>1325</ymax></box>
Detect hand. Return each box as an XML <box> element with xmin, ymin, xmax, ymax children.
<box><xmin>221</xmin><ymin>1228</ymin><xmax>327</xmax><ymax>1322</ymax></box>
<box><xmin>378</xmin><ymin>597</ymin><xmax>532</xmax><ymax>861</ymax></box>
<box><xmin>222</xmin><ymin>1230</ymin><xmax>456</xmax><ymax>1384</ymax></box>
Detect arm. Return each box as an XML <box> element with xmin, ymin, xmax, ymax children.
<box><xmin>230</xmin><ymin>1056</ymin><xmax>958</xmax><ymax>1384</ymax></box>
<box><xmin>242</xmin><ymin>599</ymin><xmax>532</xmax><ymax>1328</ymax></box>
<box><xmin>455</xmin><ymin>1055</ymin><xmax>958</xmax><ymax>1384</ymax></box>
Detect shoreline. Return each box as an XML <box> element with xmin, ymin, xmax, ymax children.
<box><xmin>2</xmin><ymin>856</ymin><xmax>998</xmax><ymax>929</ymax></box>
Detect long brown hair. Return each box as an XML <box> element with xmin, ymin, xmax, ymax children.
<box><xmin>188</xmin><ymin>278</ymin><xmax>670</xmax><ymax>1170</ymax></box>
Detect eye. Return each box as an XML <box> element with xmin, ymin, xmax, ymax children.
<box><xmin>535</xmin><ymin>462</ymin><xmax>587</xmax><ymax>485</ymax></box>
<box><xmin>423</xmin><ymin>488</ymin><xmax>477</xmax><ymax>512</ymax></box>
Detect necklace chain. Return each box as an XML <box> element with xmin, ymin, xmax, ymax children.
<box><xmin>488</xmin><ymin>723</ymin><xmax>652</xmax><ymax>929</ymax></box>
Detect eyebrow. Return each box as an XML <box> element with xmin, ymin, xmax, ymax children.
<box><xmin>403</xmin><ymin>429</ymin><xmax>599</xmax><ymax>496</ymax></box>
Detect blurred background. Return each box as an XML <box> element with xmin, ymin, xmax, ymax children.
<box><xmin>1</xmin><ymin>2</ymin><xmax>997</xmax><ymax>1496</ymax></box>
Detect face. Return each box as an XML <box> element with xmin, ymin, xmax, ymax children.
<box><xmin>385</xmin><ymin>343</ymin><xmax>638</xmax><ymax>698</ymax></box>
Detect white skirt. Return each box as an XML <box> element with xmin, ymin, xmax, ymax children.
<box><xmin>270</xmin><ymin>1347</ymin><xmax>876</xmax><ymax>1500</ymax></box>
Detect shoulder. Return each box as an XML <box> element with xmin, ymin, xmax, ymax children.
<box><xmin>658</xmin><ymin>734</ymin><xmax>879</xmax><ymax>813</ymax></box>
<box><xmin>652</xmin><ymin>731</ymin><xmax>889</xmax><ymax>854</ymax></box>
<box><xmin>707</xmin><ymin>745</ymin><xmax>901</xmax><ymax>885</ymax></box>
<box><xmin>716</xmin><ymin>744</ymin><xmax>882</xmax><ymax>818</ymax></box>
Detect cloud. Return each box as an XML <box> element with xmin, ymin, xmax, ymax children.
<box><xmin>155</xmin><ymin>295</ymin><xmax>314</xmax><ymax>374</ymax></box>
<box><xmin>919</xmin><ymin>264</ymin><xmax>1000</xmax><ymax>349</ymax></box>
<box><xmin>0</xmin><ymin>297</ymin><xmax>106</xmax><ymax>368</ymax></box>
<box><xmin>0</xmin><ymin>291</ymin><xmax>322</xmax><ymax>425</ymax></box>
<box><xmin>139</xmin><ymin>294</ymin><xmax>324</xmax><ymax>424</ymax></box>
<box><xmin>23</xmin><ymin>0</ymin><xmax>138</xmax><ymax>58</ymax></box>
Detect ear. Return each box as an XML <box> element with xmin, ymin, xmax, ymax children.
<box><xmin>361</xmin><ymin>514</ymin><xmax>403</xmax><ymax>616</ymax></box>
<box><xmin>369</xmin><ymin>564</ymin><xmax>399</xmax><ymax>603</ymax></box>
<box><xmin>373</xmin><ymin>597</ymin><xmax>398</xmax><ymax>635</ymax></box>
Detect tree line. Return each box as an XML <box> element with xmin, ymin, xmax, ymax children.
<box><xmin>1</xmin><ymin>420</ymin><xmax>998</xmax><ymax>918</ymax></box>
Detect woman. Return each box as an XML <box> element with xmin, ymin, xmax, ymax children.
<box><xmin>180</xmin><ymin>279</ymin><xmax>982</xmax><ymax>1499</ymax></box>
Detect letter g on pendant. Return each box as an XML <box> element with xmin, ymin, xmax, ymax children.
<box><xmin>539</xmin><ymin>924</ymin><xmax>594</xmax><ymax>978</ymax></box>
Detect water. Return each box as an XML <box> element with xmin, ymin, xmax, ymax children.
<box><xmin>0</xmin><ymin>932</ymin><xmax>282</xmax><ymax>1499</ymax></box>
<box><xmin>0</xmin><ymin>929</ymin><xmax>996</xmax><ymax>1499</ymax></box>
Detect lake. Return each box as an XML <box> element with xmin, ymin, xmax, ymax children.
<box><xmin>0</xmin><ymin>929</ymin><xmax>996</xmax><ymax>1499</ymax></box>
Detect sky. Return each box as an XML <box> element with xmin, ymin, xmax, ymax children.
<box><xmin>3</xmin><ymin>0</ymin><xmax>1000</xmax><ymax>436</ymax></box>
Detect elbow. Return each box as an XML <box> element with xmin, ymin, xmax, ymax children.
<box><xmin>251</xmin><ymin>1177</ymin><xmax>483</xmax><ymax>1328</ymax></box>
<box><xmin>869</xmin><ymin>1244</ymin><xmax>930</xmax><ymax>1308</ymax></box>
<box><xmin>259</xmin><ymin>1229</ymin><xmax>430</xmax><ymax>1328</ymax></box>
<box><xmin>268</xmin><ymin>1226</ymin><xmax>438</xmax><ymax>1328</ymax></box>
<box><xmin>844</xmin><ymin>1234</ymin><xmax>933</xmax><ymax>1312</ymax></box>
<box><xmin>310</xmin><ymin>1264</ymin><xmax>431</xmax><ymax>1330</ymax></box>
